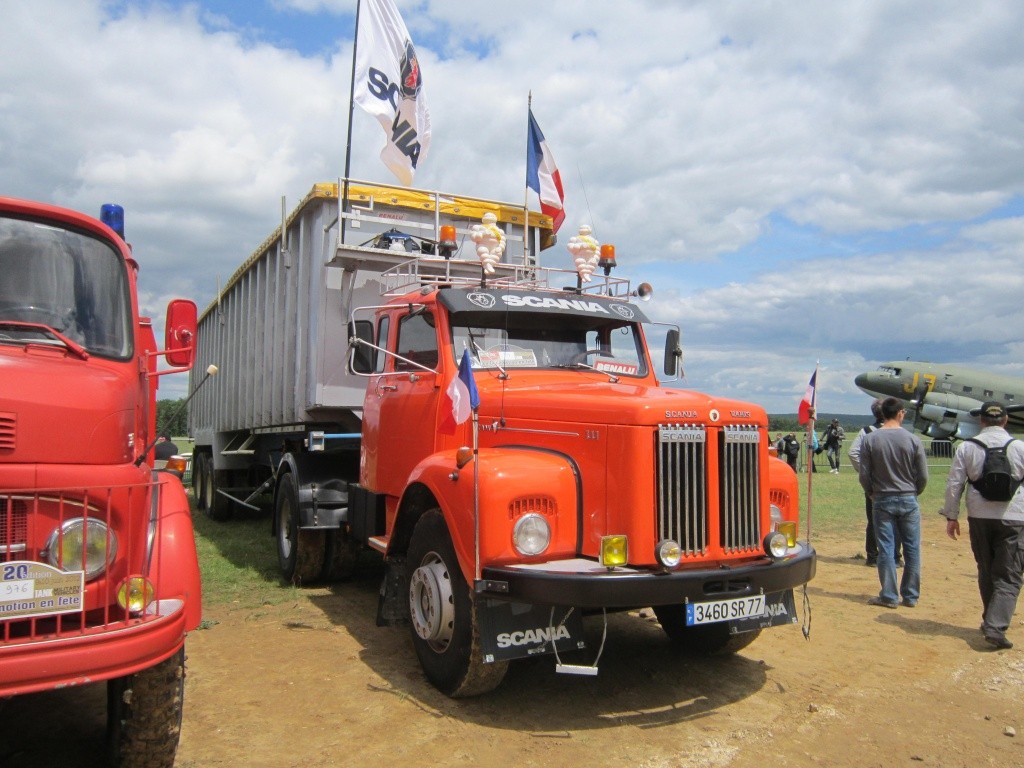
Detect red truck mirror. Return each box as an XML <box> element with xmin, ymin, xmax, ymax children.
<box><xmin>165</xmin><ymin>299</ymin><xmax>197</xmax><ymax>368</ymax></box>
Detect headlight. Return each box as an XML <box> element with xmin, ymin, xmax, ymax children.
<box><xmin>655</xmin><ymin>539</ymin><xmax>681</xmax><ymax>568</ymax></box>
<box><xmin>512</xmin><ymin>513</ymin><xmax>550</xmax><ymax>556</ymax></box>
<box><xmin>46</xmin><ymin>518</ymin><xmax>117</xmax><ymax>580</ymax></box>
<box><xmin>770</xmin><ymin>503</ymin><xmax>783</xmax><ymax>526</ymax></box>
<box><xmin>763</xmin><ymin>531</ymin><xmax>788</xmax><ymax>559</ymax></box>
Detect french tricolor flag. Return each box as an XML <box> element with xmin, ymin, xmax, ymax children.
<box><xmin>440</xmin><ymin>349</ymin><xmax>479</xmax><ymax>434</ymax></box>
<box><xmin>526</xmin><ymin>108</ymin><xmax>566</xmax><ymax>234</ymax></box>
<box><xmin>798</xmin><ymin>369</ymin><xmax>817</xmax><ymax>425</ymax></box>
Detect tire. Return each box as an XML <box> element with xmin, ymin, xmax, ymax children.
<box><xmin>202</xmin><ymin>461</ymin><xmax>233</xmax><ymax>521</ymax></box>
<box><xmin>323</xmin><ymin>529</ymin><xmax>360</xmax><ymax>581</ymax></box>
<box><xmin>191</xmin><ymin>453</ymin><xmax>207</xmax><ymax>511</ymax></box>
<box><xmin>276</xmin><ymin>472</ymin><xmax>325</xmax><ymax>584</ymax></box>
<box><xmin>406</xmin><ymin>510</ymin><xmax>508</xmax><ymax>697</ymax></box>
<box><xmin>652</xmin><ymin>605</ymin><xmax>762</xmax><ymax>655</ymax></box>
<box><xmin>106</xmin><ymin>647</ymin><xmax>185</xmax><ymax>768</ymax></box>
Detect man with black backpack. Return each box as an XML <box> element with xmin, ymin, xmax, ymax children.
<box><xmin>940</xmin><ymin>401</ymin><xmax>1024</xmax><ymax>650</ymax></box>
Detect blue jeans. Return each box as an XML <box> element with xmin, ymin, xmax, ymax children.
<box><xmin>872</xmin><ymin>495</ymin><xmax>921</xmax><ymax>603</ymax></box>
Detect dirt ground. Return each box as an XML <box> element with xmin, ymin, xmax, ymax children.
<box><xmin>4</xmin><ymin>516</ymin><xmax>1023</xmax><ymax>768</ymax></box>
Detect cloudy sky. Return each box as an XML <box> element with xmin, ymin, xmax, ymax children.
<box><xmin>3</xmin><ymin>0</ymin><xmax>1023</xmax><ymax>411</ymax></box>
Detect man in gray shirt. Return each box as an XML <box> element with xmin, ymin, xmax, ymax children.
<box><xmin>939</xmin><ymin>401</ymin><xmax>1024</xmax><ymax>650</ymax></box>
<box><xmin>858</xmin><ymin>397</ymin><xmax>929</xmax><ymax>608</ymax></box>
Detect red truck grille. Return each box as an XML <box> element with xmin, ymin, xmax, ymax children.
<box><xmin>1</xmin><ymin>484</ymin><xmax>165</xmax><ymax>646</ymax></box>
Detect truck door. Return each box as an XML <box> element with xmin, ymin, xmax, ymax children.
<box><xmin>374</xmin><ymin>308</ymin><xmax>442</xmax><ymax>499</ymax></box>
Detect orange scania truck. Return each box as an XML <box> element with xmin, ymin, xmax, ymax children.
<box><xmin>0</xmin><ymin>196</ymin><xmax>200</xmax><ymax>766</ymax></box>
<box><xmin>189</xmin><ymin>181</ymin><xmax>815</xmax><ymax>698</ymax></box>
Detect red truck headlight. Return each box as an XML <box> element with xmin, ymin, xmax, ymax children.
<box><xmin>512</xmin><ymin>513</ymin><xmax>550</xmax><ymax>556</ymax></box>
<box><xmin>45</xmin><ymin>518</ymin><xmax>117</xmax><ymax>580</ymax></box>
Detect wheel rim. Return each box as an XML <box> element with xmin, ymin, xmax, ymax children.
<box><xmin>278</xmin><ymin>496</ymin><xmax>294</xmax><ymax>561</ymax></box>
<box><xmin>409</xmin><ymin>552</ymin><xmax>455</xmax><ymax>651</ymax></box>
<box><xmin>203</xmin><ymin>465</ymin><xmax>214</xmax><ymax>510</ymax></box>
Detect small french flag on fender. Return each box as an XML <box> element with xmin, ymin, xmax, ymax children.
<box><xmin>440</xmin><ymin>349</ymin><xmax>479</xmax><ymax>434</ymax></box>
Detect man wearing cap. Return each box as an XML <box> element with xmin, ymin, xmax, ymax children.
<box><xmin>940</xmin><ymin>401</ymin><xmax>1024</xmax><ymax>650</ymax></box>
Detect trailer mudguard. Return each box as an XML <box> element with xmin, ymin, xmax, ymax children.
<box><xmin>399</xmin><ymin>446</ymin><xmax>580</xmax><ymax>586</ymax></box>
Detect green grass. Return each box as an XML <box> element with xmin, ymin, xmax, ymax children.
<box><xmin>796</xmin><ymin>439</ymin><xmax>951</xmax><ymax>539</ymax></box>
<box><xmin>191</xmin><ymin>504</ymin><xmax>303</xmax><ymax>609</ymax></box>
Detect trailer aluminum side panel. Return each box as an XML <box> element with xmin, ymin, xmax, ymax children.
<box><xmin>188</xmin><ymin>182</ymin><xmax>551</xmax><ymax>445</ymax></box>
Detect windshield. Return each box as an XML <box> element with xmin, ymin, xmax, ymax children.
<box><xmin>0</xmin><ymin>215</ymin><xmax>132</xmax><ymax>359</ymax></box>
<box><xmin>451</xmin><ymin>317</ymin><xmax>648</xmax><ymax>377</ymax></box>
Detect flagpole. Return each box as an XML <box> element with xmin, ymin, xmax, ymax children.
<box><xmin>340</xmin><ymin>0</ymin><xmax>362</xmax><ymax>247</ymax></box>
<box><xmin>804</xmin><ymin>363</ymin><xmax>818</xmax><ymax>543</ymax></box>
<box><xmin>472</xmin><ymin>407</ymin><xmax>481</xmax><ymax>582</ymax></box>
<box><xmin>523</xmin><ymin>92</ymin><xmax>532</xmax><ymax>265</ymax></box>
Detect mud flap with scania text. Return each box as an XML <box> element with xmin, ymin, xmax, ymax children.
<box><xmin>477</xmin><ymin>600</ymin><xmax>586</xmax><ymax>663</ymax></box>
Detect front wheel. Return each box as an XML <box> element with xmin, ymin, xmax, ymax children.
<box><xmin>106</xmin><ymin>647</ymin><xmax>185</xmax><ymax>768</ymax></box>
<box><xmin>406</xmin><ymin>510</ymin><xmax>508</xmax><ymax>697</ymax></box>
<box><xmin>652</xmin><ymin>605</ymin><xmax>762</xmax><ymax>655</ymax></box>
<box><xmin>276</xmin><ymin>472</ymin><xmax>325</xmax><ymax>584</ymax></box>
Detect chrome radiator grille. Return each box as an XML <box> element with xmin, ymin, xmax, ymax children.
<box><xmin>720</xmin><ymin>426</ymin><xmax>762</xmax><ymax>552</ymax></box>
<box><xmin>657</xmin><ymin>425</ymin><xmax>707</xmax><ymax>554</ymax></box>
<box><xmin>657</xmin><ymin>424</ymin><xmax>763</xmax><ymax>555</ymax></box>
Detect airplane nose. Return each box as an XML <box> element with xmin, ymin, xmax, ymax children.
<box><xmin>854</xmin><ymin>373</ymin><xmax>869</xmax><ymax>388</ymax></box>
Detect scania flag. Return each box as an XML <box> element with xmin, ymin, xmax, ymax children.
<box><xmin>354</xmin><ymin>0</ymin><xmax>431</xmax><ymax>185</ymax></box>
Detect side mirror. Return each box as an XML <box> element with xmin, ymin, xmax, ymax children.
<box><xmin>663</xmin><ymin>328</ymin><xmax>682</xmax><ymax>376</ymax></box>
<box><xmin>349</xmin><ymin>320</ymin><xmax>375</xmax><ymax>374</ymax></box>
<box><xmin>165</xmin><ymin>299</ymin><xmax>198</xmax><ymax>368</ymax></box>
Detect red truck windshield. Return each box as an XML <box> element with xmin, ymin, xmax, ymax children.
<box><xmin>0</xmin><ymin>215</ymin><xmax>132</xmax><ymax>359</ymax></box>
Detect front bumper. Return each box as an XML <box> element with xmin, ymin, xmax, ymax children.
<box><xmin>478</xmin><ymin>544</ymin><xmax>816</xmax><ymax>609</ymax></box>
<box><xmin>0</xmin><ymin>599</ymin><xmax>187</xmax><ymax>696</ymax></box>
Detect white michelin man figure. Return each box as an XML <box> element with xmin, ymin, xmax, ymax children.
<box><xmin>470</xmin><ymin>212</ymin><xmax>506</xmax><ymax>275</ymax></box>
<box><xmin>567</xmin><ymin>224</ymin><xmax>600</xmax><ymax>282</ymax></box>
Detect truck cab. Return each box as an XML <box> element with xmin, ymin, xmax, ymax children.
<box><xmin>349</xmin><ymin>255</ymin><xmax>815</xmax><ymax>696</ymax></box>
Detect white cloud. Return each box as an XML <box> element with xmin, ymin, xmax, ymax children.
<box><xmin>3</xmin><ymin>0</ymin><xmax>1023</xmax><ymax>407</ymax></box>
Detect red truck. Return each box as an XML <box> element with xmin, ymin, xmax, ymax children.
<box><xmin>0</xmin><ymin>196</ymin><xmax>200</xmax><ymax>766</ymax></box>
<box><xmin>188</xmin><ymin>182</ymin><xmax>815</xmax><ymax>698</ymax></box>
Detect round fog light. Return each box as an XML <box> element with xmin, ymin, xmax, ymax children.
<box><xmin>655</xmin><ymin>539</ymin><xmax>682</xmax><ymax>568</ymax></box>
<box><xmin>764</xmin><ymin>531</ymin><xmax>788</xmax><ymax>559</ymax></box>
<box><xmin>117</xmin><ymin>576</ymin><xmax>155</xmax><ymax>614</ymax></box>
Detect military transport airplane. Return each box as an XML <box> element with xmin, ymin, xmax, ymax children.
<box><xmin>854</xmin><ymin>361</ymin><xmax>1024</xmax><ymax>440</ymax></box>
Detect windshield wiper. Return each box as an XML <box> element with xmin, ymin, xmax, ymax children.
<box><xmin>0</xmin><ymin>321</ymin><xmax>90</xmax><ymax>360</ymax></box>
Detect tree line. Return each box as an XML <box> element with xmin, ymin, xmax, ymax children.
<box><xmin>156</xmin><ymin>398</ymin><xmax>188</xmax><ymax>438</ymax></box>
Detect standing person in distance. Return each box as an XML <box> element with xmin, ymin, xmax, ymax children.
<box><xmin>849</xmin><ymin>400</ymin><xmax>903</xmax><ymax>567</ymax></box>
<box><xmin>782</xmin><ymin>433</ymin><xmax>800</xmax><ymax>471</ymax></box>
<box><xmin>939</xmin><ymin>401</ymin><xmax>1024</xmax><ymax>650</ymax></box>
<box><xmin>857</xmin><ymin>397</ymin><xmax>928</xmax><ymax>608</ymax></box>
<box><xmin>822</xmin><ymin>418</ymin><xmax>846</xmax><ymax>474</ymax></box>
